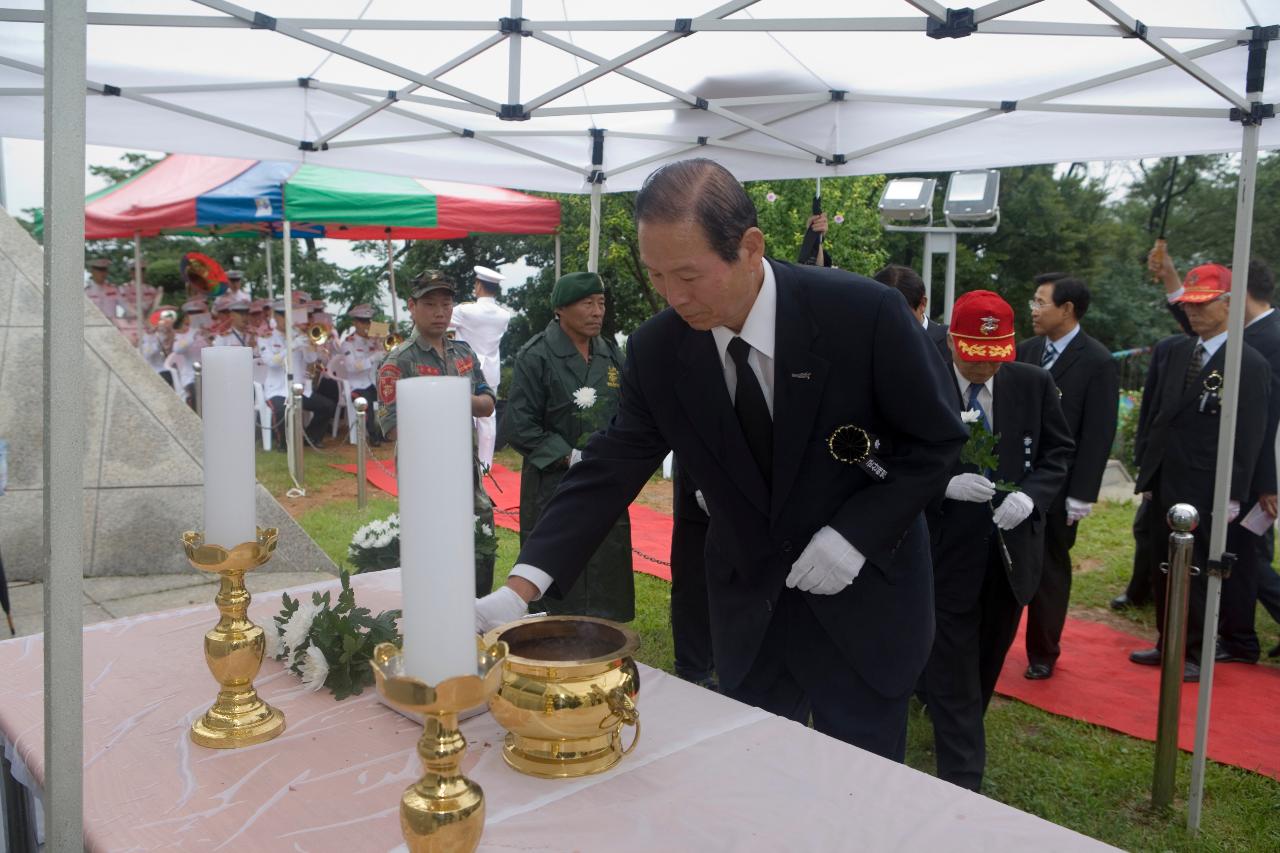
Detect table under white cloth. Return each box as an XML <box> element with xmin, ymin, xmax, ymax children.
<box><xmin>0</xmin><ymin>569</ymin><xmax>1113</xmax><ymax>852</ymax></box>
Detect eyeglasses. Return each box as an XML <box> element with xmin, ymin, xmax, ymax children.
<box><xmin>1027</xmin><ymin>299</ymin><xmax>1053</xmax><ymax>311</ymax></box>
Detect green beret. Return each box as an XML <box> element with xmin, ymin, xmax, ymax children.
<box><xmin>551</xmin><ymin>271</ymin><xmax>604</xmax><ymax>308</ymax></box>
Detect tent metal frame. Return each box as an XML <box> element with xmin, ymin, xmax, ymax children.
<box><xmin>11</xmin><ymin>0</ymin><xmax>1275</xmax><ymax>848</ymax></box>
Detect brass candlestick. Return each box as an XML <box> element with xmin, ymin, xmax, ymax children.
<box><xmin>371</xmin><ymin>640</ymin><xmax>507</xmax><ymax>853</ymax></box>
<box><xmin>182</xmin><ymin>527</ymin><xmax>286</xmax><ymax>749</ymax></box>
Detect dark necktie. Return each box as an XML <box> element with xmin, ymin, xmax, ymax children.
<box><xmin>1041</xmin><ymin>341</ymin><xmax>1058</xmax><ymax>369</ymax></box>
<box><xmin>727</xmin><ymin>336</ymin><xmax>772</xmax><ymax>485</ymax></box>
<box><xmin>966</xmin><ymin>381</ymin><xmax>991</xmax><ymax>432</ymax></box>
<box><xmin>1183</xmin><ymin>342</ymin><xmax>1206</xmax><ymax>392</ymax></box>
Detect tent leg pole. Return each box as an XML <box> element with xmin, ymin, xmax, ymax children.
<box><xmin>943</xmin><ymin>233</ymin><xmax>957</xmax><ymax>326</ymax></box>
<box><xmin>921</xmin><ymin>237</ymin><xmax>934</xmax><ymax>319</ymax></box>
<box><xmin>386</xmin><ymin>236</ymin><xmax>399</xmax><ymax>327</ymax></box>
<box><xmin>134</xmin><ymin>231</ymin><xmax>144</xmax><ymax>346</ymax></box>
<box><xmin>283</xmin><ymin>220</ymin><xmax>297</xmax><ymax>477</ymax></box>
<box><xmin>43</xmin><ymin>1</ymin><xmax>86</xmax><ymax>849</ymax></box>
<box><xmin>554</xmin><ymin>233</ymin><xmax>562</xmax><ymax>281</ymax></box>
<box><xmin>588</xmin><ymin>182</ymin><xmax>601</xmax><ymax>274</ymax></box>
<box><xmin>263</xmin><ymin>232</ymin><xmax>274</xmax><ymax>301</ymax></box>
<box><xmin>1188</xmin><ymin>110</ymin><xmax>1261</xmax><ymax>835</ymax></box>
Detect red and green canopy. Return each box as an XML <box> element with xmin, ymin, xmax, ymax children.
<box><xmin>62</xmin><ymin>154</ymin><xmax>561</xmax><ymax>240</ymax></box>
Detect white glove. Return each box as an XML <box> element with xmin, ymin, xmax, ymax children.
<box><xmin>475</xmin><ymin>586</ymin><xmax>529</xmax><ymax>634</ymax></box>
<box><xmin>945</xmin><ymin>473</ymin><xmax>996</xmax><ymax>503</ymax></box>
<box><xmin>992</xmin><ymin>491</ymin><xmax>1035</xmax><ymax>531</ymax></box>
<box><xmin>569</xmin><ymin>448</ymin><xmax>583</xmax><ymax>467</ymax></box>
<box><xmin>1228</xmin><ymin>500</ymin><xmax>1241</xmax><ymax>524</ymax></box>
<box><xmin>785</xmin><ymin>526</ymin><xmax>866</xmax><ymax>595</ymax></box>
<box><xmin>1065</xmin><ymin>497</ymin><xmax>1093</xmax><ymax>526</ymax></box>
<box><xmin>694</xmin><ymin>490</ymin><xmax>708</xmax><ymax>515</ymax></box>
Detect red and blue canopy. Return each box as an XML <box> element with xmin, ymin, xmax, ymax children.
<box><xmin>77</xmin><ymin>154</ymin><xmax>561</xmax><ymax>241</ymax></box>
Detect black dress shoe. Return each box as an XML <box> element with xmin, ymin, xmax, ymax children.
<box><xmin>1215</xmin><ymin>647</ymin><xmax>1258</xmax><ymax>664</ymax></box>
<box><xmin>1130</xmin><ymin>648</ymin><xmax>1162</xmax><ymax>665</ymax></box>
<box><xmin>1184</xmin><ymin>661</ymin><xmax>1201</xmax><ymax>682</ymax></box>
<box><xmin>1024</xmin><ymin>663</ymin><xmax>1053</xmax><ymax>680</ymax></box>
<box><xmin>1110</xmin><ymin>594</ymin><xmax>1147</xmax><ymax>611</ymax></box>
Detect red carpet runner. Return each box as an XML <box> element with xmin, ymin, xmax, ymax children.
<box><xmin>333</xmin><ymin>460</ymin><xmax>1280</xmax><ymax>780</ymax></box>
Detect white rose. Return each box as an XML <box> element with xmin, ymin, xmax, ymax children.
<box><xmin>480</xmin><ymin>524</ymin><xmax>493</xmax><ymax>537</ymax></box>
<box><xmin>572</xmin><ymin>386</ymin><xmax>597</xmax><ymax>409</ymax></box>
<box><xmin>281</xmin><ymin>600</ymin><xmax>319</xmax><ymax>652</ymax></box>
<box><xmin>299</xmin><ymin>646</ymin><xmax>330</xmax><ymax>693</ymax></box>
<box><xmin>961</xmin><ymin>409</ymin><xmax>982</xmax><ymax>424</ymax></box>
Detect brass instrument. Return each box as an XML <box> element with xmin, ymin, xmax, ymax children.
<box><xmin>308</xmin><ymin>323</ymin><xmax>331</xmax><ymax>345</ymax></box>
<box><xmin>384</xmin><ymin>332</ymin><xmax>404</xmax><ymax>352</ymax></box>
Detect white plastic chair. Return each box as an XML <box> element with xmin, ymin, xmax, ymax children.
<box><xmin>252</xmin><ymin>382</ymin><xmax>273</xmax><ymax>451</ymax></box>
<box><xmin>330</xmin><ymin>379</ymin><xmax>361</xmax><ymax>444</ymax></box>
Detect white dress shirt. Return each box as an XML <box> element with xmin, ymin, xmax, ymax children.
<box><xmin>954</xmin><ymin>365</ymin><xmax>995</xmax><ymax>427</ymax></box>
<box><xmin>1247</xmin><ymin>307</ymin><xmax>1275</xmax><ymax>328</ymax></box>
<box><xmin>1198</xmin><ymin>329</ymin><xmax>1228</xmax><ymax>361</ymax></box>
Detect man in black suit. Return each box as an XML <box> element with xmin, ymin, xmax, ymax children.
<box><xmin>921</xmin><ymin>289</ymin><xmax>1073</xmax><ymax>791</ymax></box>
<box><xmin>1129</xmin><ymin>264</ymin><xmax>1270</xmax><ymax>679</ymax></box>
<box><xmin>670</xmin><ymin>458</ymin><xmax>715</xmax><ymax>687</ymax></box>
<box><xmin>874</xmin><ymin>264</ymin><xmax>949</xmax><ymax>357</ymax></box>
<box><xmin>476</xmin><ymin>159</ymin><xmax>968</xmax><ymax>761</ymax></box>
<box><xmin>1018</xmin><ymin>274</ymin><xmax>1119</xmax><ymax>679</ymax></box>
<box><xmin>1149</xmin><ymin>249</ymin><xmax>1280</xmax><ymax>661</ymax></box>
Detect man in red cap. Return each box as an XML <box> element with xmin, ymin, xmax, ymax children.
<box><xmin>1129</xmin><ymin>263</ymin><xmax>1271</xmax><ymax>678</ymax></box>
<box><xmin>921</xmin><ymin>289</ymin><xmax>1073</xmax><ymax>792</ymax></box>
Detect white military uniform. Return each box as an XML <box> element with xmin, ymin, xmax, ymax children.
<box><xmin>335</xmin><ymin>332</ymin><xmax>382</xmax><ymax>390</ymax></box>
<box><xmin>85</xmin><ymin>279</ymin><xmax>120</xmax><ymax>319</ymax></box>
<box><xmin>211</xmin><ymin>329</ymin><xmax>253</xmax><ymax>349</ymax></box>
<box><xmin>257</xmin><ymin>329</ymin><xmax>291</xmax><ymax>400</ymax></box>
<box><xmin>139</xmin><ymin>330</ymin><xmax>171</xmax><ymax>373</ymax></box>
<box><xmin>226</xmin><ymin>288</ymin><xmax>252</xmax><ymax>307</ymax></box>
<box><xmin>451</xmin><ymin>293</ymin><xmax>514</xmax><ymax>467</ymax></box>
<box><xmin>115</xmin><ymin>281</ymin><xmax>161</xmax><ymax>346</ymax></box>
<box><xmin>171</xmin><ymin>326</ymin><xmax>208</xmax><ymax>390</ymax></box>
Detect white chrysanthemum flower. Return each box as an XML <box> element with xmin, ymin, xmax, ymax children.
<box><xmin>572</xmin><ymin>386</ymin><xmax>597</xmax><ymax>409</ymax></box>
<box><xmin>387</xmin><ymin>513</ymin><xmax>399</xmax><ymax>525</ymax></box>
<box><xmin>281</xmin><ymin>601</ymin><xmax>319</xmax><ymax>652</ymax></box>
<box><xmin>262</xmin><ymin>624</ymin><xmax>284</xmax><ymax>660</ymax></box>
<box><xmin>299</xmin><ymin>646</ymin><xmax>330</xmax><ymax>692</ymax></box>
<box><xmin>480</xmin><ymin>524</ymin><xmax>493</xmax><ymax>537</ymax></box>
<box><xmin>961</xmin><ymin>409</ymin><xmax>982</xmax><ymax>424</ymax></box>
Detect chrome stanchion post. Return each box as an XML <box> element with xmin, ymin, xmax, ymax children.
<box><xmin>354</xmin><ymin>397</ymin><xmax>368</xmax><ymax>509</ymax></box>
<box><xmin>1153</xmin><ymin>502</ymin><xmax>1199</xmax><ymax>809</ymax></box>
<box><xmin>291</xmin><ymin>382</ymin><xmax>306</xmax><ymax>487</ymax></box>
<box><xmin>193</xmin><ymin>361</ymin><xmax>202</xmax><ymax>417</ymax></box>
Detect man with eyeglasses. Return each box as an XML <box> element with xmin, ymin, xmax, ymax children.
<box><xmin>1128</xmin><ymin>264</ymin><xmax>1270</xmax><ymax>681</ymax></box>
<box><xmin>1017</xmin><ymin>274</ymin><xmax>1119</xmax><ymax>680</ymax></box>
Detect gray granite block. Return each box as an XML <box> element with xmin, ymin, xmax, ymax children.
<box><xmin>99</xmin><ymin>371</ymin><xmax>203</xmax><ymax>488</ymax></box>
<box><xmin>0</xmin><ymin>488</ymin><xmax>98</xmax><ymax>582</ymax></box>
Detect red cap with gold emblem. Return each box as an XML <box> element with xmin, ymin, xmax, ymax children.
<box><xmin>950</xmin><ymin>289</ymin><xmax>1016</xmax><ymax>362</ymax></box>
<box><xmin>1174</xmin><ymin>263</ymin><xmax>1231</xmax><ymax>304</ymax></box>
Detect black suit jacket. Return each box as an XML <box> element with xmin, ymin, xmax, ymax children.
<box><xmin>518</xmin><ymin>259</ymin><xmax>968</xmax><ymax>697</ymax></box>
<box><xmin>1134</xmin><ymin>334</ymin><xmax>1270</xmax><ymax>513</ymax></box>
<box><xmin>1017</xmin><ymin>330</ymin><xmax>1119</xmax><ymax>503</ymax></box>
<box><xmin>927</xmin><ymin>320</ymin><xmax>950</xmax><ymax>363</ymax></box>
<box><xmin>927</xmin><ymin>361</ymin><xmax>1074</xmax><ymax>607</ymax></box>
<box><xmin>1241</xmin><ymin>312</ymin><xmax>1280</xmax><ymax>497</ymax></box>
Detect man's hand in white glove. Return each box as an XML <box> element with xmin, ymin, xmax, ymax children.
<box><xmin>694</xmin><ymin>490</ymin><xmax>708</xmax><ymax>516</ymax></box>
<box><xmin>785</xmin><ymin>526</ymin><xmax>866</xmax><ymax>595</ymax></box>
<box><xmin>1065</xmin><ymin>497</ymin><xmax>1093</xmax><ymax>526</ymax></box>
<box><xmin>568</xmin><ymin>448</ymin><xmax>583</xmax><ymax>467</ymax></box>
<box><xmin>1228</xmin><ymin>499</ymin><xmax>1241</xmax><ymax>524</ymax></box>
<box><xmin>475</xmin><ymin>586</ymin><xmax>530</xmax><ymax>634</ymax></box>
<box><xmin>945</xmin><ymin>472</ymin><xmax>996</xmax><ymax>503</ymax></box>
<box><xmin>992</xmin><ymin>491</ymin><xmax>1035</xmax><ymax>530</ymax></box>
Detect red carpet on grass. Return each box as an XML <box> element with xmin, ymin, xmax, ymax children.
<box><xmin>997</xmin><ymin>615</ymin><xmax>1280</xmax><ymax>781</ymax></box>
<box><xmin>332</xmin><ymin>461</ymin><xmax>674</xmax><ymax>581</ymax></box>
<box><xmin>332</xmin><ymin>459</ymin><xmax>1280</xmax><ymax>779</ymax></box>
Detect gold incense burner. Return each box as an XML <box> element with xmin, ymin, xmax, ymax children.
<box><xmin>182</xmin><ymin>527</ymin><xmax>286</xmax><ymax>749</ymax></box>
<box><xmin>483</xmin><ymin>616</ymin><xmax>641</xmax><ymax>779</ymax></box>
<box><xmin>371</xmin><ymin>640</ymin><xmax>507</xmax><ymax>853</ymax></box>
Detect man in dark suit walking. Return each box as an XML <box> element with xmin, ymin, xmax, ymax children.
<box><xmin>921</xmin><ymin>289</ymin><xmax>1073</xmax><ymax>791</ymax></box>
<box><xmin>476</xmin><ymin>158</ymin><xmax>968</xmax><ymax>761</ymax></box>
<box><xmin>1018</xmin><ymin>274</ymin><xmax>1119</xmax><ymax>679</ymax></box>
<box><xmin>1129</xmin><ymin>264</ymin><xmax>1271</xmax><ymax>679</ymax></box>
<box><xmin>874</xmin><ymin>263</ymin><xmax>949</xmax><ymax>355</ymax></box>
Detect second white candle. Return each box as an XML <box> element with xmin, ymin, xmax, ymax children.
<box><xmin>396</xmin><ymin>375</ymin><xmax>478</xmax><ymax>685</ymax></box>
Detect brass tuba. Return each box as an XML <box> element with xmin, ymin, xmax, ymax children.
<box><xmin>384</xmin><ymin>332</ymin><xmax>404</xmax><ymax>352</ymax></box>
<box><xmin>308</xmin><ymin>324</ymin><xmax>331</xmax><ymax>346</ymax></box>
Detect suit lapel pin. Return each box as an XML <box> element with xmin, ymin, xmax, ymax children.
<box><xmin>791</xmin><ymin>371</ymin><xmax>811</xmax><ymax>380</ymax></box>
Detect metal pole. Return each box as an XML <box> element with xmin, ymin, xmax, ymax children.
<box><xmin>354</xmin><ymin>397</ymin><xmax>368</xmax><ymax>509</ymax></box>
<box><xmin>0</xmin><ymin>136</ymin><xmax>7</xmax><ymax>210</ymax></box>
<box><xmin>283</xmin><ymin>220</ymin><xmax>297</xmax><ymax>475</ymax></box>
<box><xmin>43</xmin><ymin>0</ymin><xmax>86</xmax><ymax>849</ymax></box>
<box><xmin>588</xmin><ymin>181</ymin><xmax>601</xmax><ymax>273</ymax></box>
<box><xmin>386</xmin><ymin>234</ymin><xmax>400</xmax><ymax>327</ymax></box>
<box><xmin>943</xmin><ymin>232</ymin><xmax>957</xmax><ymax>325</ymax></box>
<box><xmin>291</xmin><ymin>382</ymin><xmax>306</xmax><ymax>487</ymax></box>
<box><xmin>133</xmin><ymin>231</ymin><xmax>144</xmax><ymax>347</ymax></box>
<box><xmin>1189</xmin><ymin>84</ymin><xmax>1264</xmax><ymax>832</ymax></box>
<box><xmin>193</xmin><ymin>361</ymin><xmax>203</xmax><ymax>417</ymax></box>
<box><xmin>554</xmin><ymin>232</ymin><xmax>562</xmax><ymax>281</ymax></box>
<box><xmin>921</xmin><ymin>235</ymin><xmax>933</xmax><ymax>316</ymax></box>
<box><xmin>1153</xmin><ymin>503</ymin><xmax>1199</xmax><ymax>810</ymax></box>
<box><xmin>263</xmin><ymin>232</ymin><xmax>274</xmax><ymax>301</ymax></box>
<box><xmin>507</xmin><ymin>0</ymin><xmax>522</xmax><ymax>106</ymax></box>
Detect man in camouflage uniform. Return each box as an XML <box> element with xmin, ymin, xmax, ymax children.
<box><xmin>378</xmin><ymin>271</ymin><xmax>498</xmax><ymax>596</ymax></box>
<box><xmin>502</xmin><ymin>271</ymin><xmax>634</xmax><ymax>622</ymax></box>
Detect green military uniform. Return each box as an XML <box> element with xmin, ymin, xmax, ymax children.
<box><xmin>377</xmin><ymin>332</ymin><xmax>498</xmax><ymax>597</ymax></box>
<box><xmin>504</xmin><ymin>318</ymin><xmax>634</xmax><ymax>621</ymax></box>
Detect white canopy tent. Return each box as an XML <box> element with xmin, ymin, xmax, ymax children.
<box><xmin>3</xmin><ymin>1</ymin><xmax>1276</xmax><ymax>848</ymax></box>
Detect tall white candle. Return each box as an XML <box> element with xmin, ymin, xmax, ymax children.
<box><xmin>397</xmin><ymin>376</ymin><xmax>478</xmax><ymax>684</ymax></box>
<box><xmin>200</xmin><ymin>347</ymin><xmax>257</xmax><ymax>546</ymax></box>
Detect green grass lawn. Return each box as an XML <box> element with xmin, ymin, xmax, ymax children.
<box><xmin>282</xmin><ymin>474</ymin><xmax>1280</xmax><ymax>851</ymax></box>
